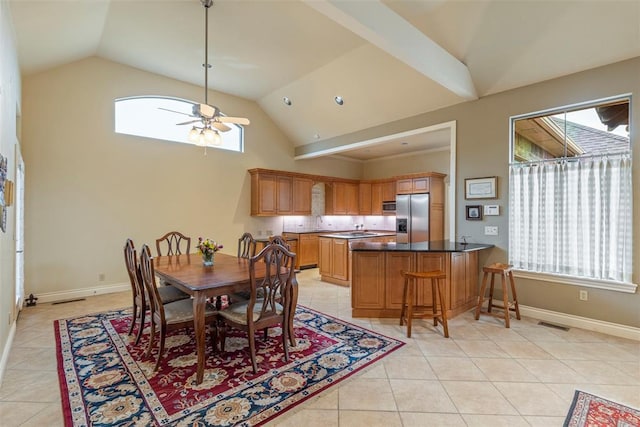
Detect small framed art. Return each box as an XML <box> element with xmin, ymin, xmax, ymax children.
<box><xmin>465</xmin><ymin>176</ymin><xmax>497</xmax><ymax>199</ymax></box>
<box><xmin>466</xmin><ymin>205</ymin><xmax>482</xmax><ymax>220</ymax></box>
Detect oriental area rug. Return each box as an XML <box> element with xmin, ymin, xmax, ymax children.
<box><xmin>564</xmin><ymin>390</ymin><xmax>640</xmax><ymax>427</ymax></box>
<box><xmin>55</xmin><ymin>306</ymin><xmax>404</xmax><ymax>426</ymax></box>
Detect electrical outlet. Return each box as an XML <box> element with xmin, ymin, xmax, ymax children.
<box><xmin>484</xmin><ymin>226</ymin><xmax>498</xmax><ymax>235</ymax></box>
<box><xmin>98</xmin><ymin>273</ymin><xmax>105</xmax><ymax>281</ymax></box>
<box><xmin>266</xmin><ymin>229</ymin><xmax>273</xmax><ymax>236</ymax></box>
<box><xmin>579</xmin><ymin>290</ymin><xmax>588</xmax><ymax>301</ymax></box>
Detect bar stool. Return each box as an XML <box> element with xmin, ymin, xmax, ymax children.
<box><xmin>399</xmin><ymin>270</ymin><xmax>449</xmax><ymax>338</ymax></box>
<box><xmin>474</xmin><ymin>263</ymin><xmax>521</xmax><ymax>328</ymax></box>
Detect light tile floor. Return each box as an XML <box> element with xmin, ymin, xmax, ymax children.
<box><xmin>1</xmin><ymin>268</ymin><xmax>639</xmax><ymax>426</ymax></box>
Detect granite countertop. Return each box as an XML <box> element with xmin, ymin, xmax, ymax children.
<box><xmin>282</xmin><ymin>229</ymin><xmax>335</xmax><ymax>234</ymax></box>
<box><xmin>317</xmin><ymin>231</ymin><xmax>396</xmax><ymax>239</ymax></box>
<box><xmin>350</xmin><ymin>240</ymin><xmax>494</xmax><ymax>252</ymax></box>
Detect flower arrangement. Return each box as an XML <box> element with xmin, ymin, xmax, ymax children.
<box><xmin>197</xmin><ymin>237</ymin><xmax>223</xmax><ymax>256</ymax></box>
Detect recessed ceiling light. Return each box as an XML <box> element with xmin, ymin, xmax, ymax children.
<box><xmin>334</xmin><ymin>96</ymin><xmax>344</xmax><ymax>106</ymax></box>
<box><xmin>283</xmin><ymin>97</ymin><xmax>292</xmax><ymax>106</ymax></box>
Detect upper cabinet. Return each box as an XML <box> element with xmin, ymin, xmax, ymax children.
<box><xmin>359</xmin><ymin>182</ymin><xmax>372</xmax><ymax>215</ymax></box>
<box><xmin>366</xmin><ymin>179</ymin><xmax>396</xmax><ymax>215</ymax></box>
<box><xmin>292</xmin><ymin>177</ymin><xmax>313</xmax><ymax>215</ymax></box>
<box><xmin>249</xmin><ymin>169</ymin><xmax>443</xmax><ymax>217</ymax></box>
<box><xmin>325</xmin><ymin>181</ymin><xmax>359</xmax><ymax>215</ymax></box>
<box><xmin>249</xmin><ymin>169</ymin><xmax>311</xmax><ymax>216</ymax></box>
<box><xmin>397</xmin><ymin>176</ymin><xmax>430</xmax><ymax>194</ymax></box>
<box><xmin>396</xmin><ymin>173</ymin><xmax>445</xmax><ymax>195</ymax></box>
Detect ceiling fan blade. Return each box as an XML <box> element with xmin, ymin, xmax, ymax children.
<box><xmin>159</xmin><ymin>107</ymin><xmax>194</xmax><ymax>117</ymax></box>
<box><xmin>212</xmin><ymin>122</ymin><xmax>231</xmax><ymax>132</ymax></box>
<box><xmin>218</xmin><ymin>116</ymin><xmax>250</xmax><ymax>125</ymax></box>
<box><xmin>176</xmin><ymin>119</ymin><xmax>201</xmax><ymax>126</ymax></box>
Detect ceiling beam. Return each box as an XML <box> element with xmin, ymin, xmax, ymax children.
<box><xmin>303</xmin><ymin>0</ymin><xmax>478</xmax><ymax>100</ymax></box>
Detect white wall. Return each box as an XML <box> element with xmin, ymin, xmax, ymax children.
<box><xmin>0</xmin><ymin>1</ymin><xmax>22</xmax><ymax>379</ymax></box>
<box><xmin>21</xmin><ymin>57</ymin><xmax>359</xmax><ymax>299</ymax></box>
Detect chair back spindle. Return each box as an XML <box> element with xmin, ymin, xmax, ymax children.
<box><xmin>156</xmin><ymin>231</ymin><xmax>191</xmax><ymax>256</ymax></box>
<box><xmin>238</xmin><ymin>232</ymin><xmax>257</xmax><ymax>259</ymax></box>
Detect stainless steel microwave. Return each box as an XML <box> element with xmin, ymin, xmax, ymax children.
<box><xmin>382</xmin><ymin>201</ymin><xmax>396</xmax><ymax>214</ymax></box>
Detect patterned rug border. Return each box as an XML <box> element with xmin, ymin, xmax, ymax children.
<box><xmin>563</xmin><ymin>389</ymin><xmax>640</xmax><ymax>427</ymax></box>
<box><xmin>55</xmin><ymin>305</ymin><xmax>406</xmax><ymax>426</ymax></box>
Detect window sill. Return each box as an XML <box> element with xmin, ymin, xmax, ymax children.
<box><xmin>512</xmin><ymin>270</ymin><xmax>637</xmax><ymax>294</ymax></box>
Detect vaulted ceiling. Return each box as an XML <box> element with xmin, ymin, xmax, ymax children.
<box><xmin>8</xmin><ymin>0</ymin><xmax>640</xmax><ymax>160</ymax></box>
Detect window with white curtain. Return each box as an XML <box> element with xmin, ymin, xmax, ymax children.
<box><xmin>509</xmin><ymin>96</ymin><xmax>632</xmax><ymax>287</ymax></box>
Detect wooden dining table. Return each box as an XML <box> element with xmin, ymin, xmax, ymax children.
<box><xmin>153</xmin><ymin>252</ymin><xmax>297</xmax><ymax>384</ymax></box>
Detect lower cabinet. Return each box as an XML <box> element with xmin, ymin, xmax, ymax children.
<box><xmin>352</xmin><ymin>250</ymin><xmax>479</xmax><ymax>319</ymax></box>
<box><xmin>319</xmin><ymin>236</ymin><xmax>394</xmax><ymax>286</ymax></box>
<box><xmin>351</xmin><ymin>252</ymin><xmax>385</xmax><ymax>309</ymax></box>
<box><xmin>283</xmin><ymin>232</ymin><xmax>320</xmax><ymax>269</ymax></box>
<box><xmin>318</xmin><ymin>237</ymin><xmax>349</xmax><ymax>286</ymax></box>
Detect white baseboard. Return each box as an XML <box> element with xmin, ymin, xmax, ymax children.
<box><xmin>519</xmin><ymin>305</ymin><xmax>640</xmax><ymax>341</ymax></box>
<box><xmin>32</xmin><ymin>282</ymin><xmax>130</xmax><ymax>305</ymax></box>
<box><xmin>0</xmin><ymin>321</ymin><xmax>16</xmax><ymax>387</ymax></box>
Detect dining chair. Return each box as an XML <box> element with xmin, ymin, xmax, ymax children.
<box><xmin>218</xmin><ymin>242</ymin><xmax>297</xmax><ymax>373</ymax></box>
<box><xmin>229</xmin><ymin>233</ymin><xmax>258</xmax><ymax>303</ymax></box>
<box><xmin>123</xmin><ymin>239</ymin><xmax>190</xmax><ymax>345</ymax></box>
<box><xmin>263</xmin><ymin>237</ymin><xmax>299</xmax><ymax>347</ymax></box>
<box><xmin>269</xmin><ymin>235</ymin><xmax>291</xmax><ymax>250</ymax></box>
<box><xmin>139</xmin><ymin>244</ymin><xmax>218</xmax><ymax>371</ymax></box>
<box><xmin>238</xmin><ymin>232</ymin><xmax>257</xmax><ymax>259</ymax></box>
<box><xmin>155</xmin><ymin>231</ymin><xmax>191</xmax><ymax>256</ymax></box>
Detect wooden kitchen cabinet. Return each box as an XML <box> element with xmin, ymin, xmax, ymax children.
<box><xmin>250</xmin><ymin>172</ymin><xmax>277</xmax><ymax>215</ymax></box>
<box><xmin>249</xmin><ymin>169</ymin><xmax>312</xmax><ymax>216</ymax></box>
<box><xmin>384</xmin><ymin>252</ymin><xmax>414</xmax><ymax>309</ymax></box>
<box><xmin>300</xmin><ymin>233</ymin><xmax>319</xmax><ymax>267</ymax></box>
<box><xmin>371</xmin><ymin>182</ymin><xmax>383</xmax><ymax>215</ymax></box>
<box><xmin>382</xmin><ymin>180</ymin><xmax>396</xmax><ymax>202</ymax></box>
<box><xmin>351</xmin><ymin>252</ymin><xmax>386</xmax><ymax>310</ymax></box>
<box><xmin>319</xmin><ymin>237</ymin><xmax>349</xmax><ymax>285</ymax></box>
<box><xmin>370</xmin><ymin>179</ymin><xmax>396</xmax><ymax>215</ymax></box>
<box><xmin>325</xmin><ymin>181</ymin><xmax>359</xmax><ymax>215</ymax></box>
<box><xmin>283</xmin><ymin>232</ymin><xmax>320</xmax><ymax>268</ymax></box>
<box><xmin>359</xmin><ymin>182</ymin><xmax>372</xmax><ymax>215</ymax></box>
<box><xmin>332</xmin><ymin>239</ymin><xmax>349</xmax><ymax>281</ymax></box>
<box><xmin>292</xmin><ymin>177</ymin><xmax>312</xmax><ymax>215</ymax></box>
<box><xmin>250</xmin><ymin>168</ymin><xmax>443</xmax><ymax>218</ymax></box>
<box><xmin>415</xmin><ymin>252</ymin><xmax>448</xmax><ymax>307</ymax></box>
<box><xmin>277</xmin><ymin>176</ymin><xmax>292</xmax><ymax>214</ymax></box>
<box><xmin>351</xmin><ymin>249</ymin><xmax>481</xmax><ymax>318</ymax></box>
<box><xmin>318</xmin><ymin>237</ymin><xmax>332</xmax><ymax>277</ymax></box>
<box><xmin>397</xmin><ymin>177</ymin><xmax>430</xmax><ymax>194</ymax></box>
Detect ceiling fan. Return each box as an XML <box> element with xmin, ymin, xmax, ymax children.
<box><xmin>164</xmin><ymin>0</ymin><xmax>250</xmax><ymax>146</ymax></box>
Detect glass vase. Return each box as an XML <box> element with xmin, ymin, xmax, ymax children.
<box><xmin>202</xmin><ymin>252</ymin><xmax>214</xmax><ymax>266</ymax></box>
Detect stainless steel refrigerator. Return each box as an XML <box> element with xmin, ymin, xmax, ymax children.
<box><xmin>395</xmin><ymin>193</ymin><xmax>430</xmax><ymax>243</ymax></box>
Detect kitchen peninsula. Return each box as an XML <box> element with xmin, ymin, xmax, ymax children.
<box><xmin>350</xmin><ymin>241</ymin><xmax>493</xmax><ymax>319</ymax></box>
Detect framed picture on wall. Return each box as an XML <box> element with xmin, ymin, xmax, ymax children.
<box><xmin>465</xmin><ymin>176</ymin><xmax>497</xmax><ymax>199</ymax></box>
<box><xmin>466</xmin><ymin>205</ymin><xmax>482</xmax><ymax>220</ymax></box>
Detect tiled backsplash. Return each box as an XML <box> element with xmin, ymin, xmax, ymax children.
<box><xmin>282</xmin><ymin>215</ymin><xmax>395</xmax><ymax>233</ymax></box>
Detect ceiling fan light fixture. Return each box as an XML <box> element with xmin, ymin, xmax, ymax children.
<box><xmin>180</xmin><ymin>0</ymin><xmax>249</xmax><ymax>152</ymax></box>
<box><xmin>334</xmin><ymin>96</ymin><xmax>344</xmax><ymax>106</ymax></box>
<box><xmin>283</xmin><ymin>97</ymin><xmax>292</xmax><ymax>106</ymax></box>
<box><xmin>212</xmin><ymin>130</ymin><xmax>222</xmax><ymax>146</ymax></box>
<box><xmin>189</xmin><ymin>126</ymin><xmax>200</xmax><ymax>142</ymax></box>
<box><xmin>203</xmin><ymin>126</ymin><xmax>216</xmax><ymax>143</ymax></box>
<box><xmin>196</xmin><ymin>130</ymin><xmax>207</xmax><ymax>147</ymax></box>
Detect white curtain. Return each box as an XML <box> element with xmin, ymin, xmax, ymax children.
<box><xmin>509</xmin><ymin>154</ymin><xmax>632</xmax><ymax>283</ymax></box>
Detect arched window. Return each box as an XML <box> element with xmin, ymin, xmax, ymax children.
<box><xmin>114</xmin><ymin>96</ymin><xmax>243</xmax><ymax>152</ymax></box>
